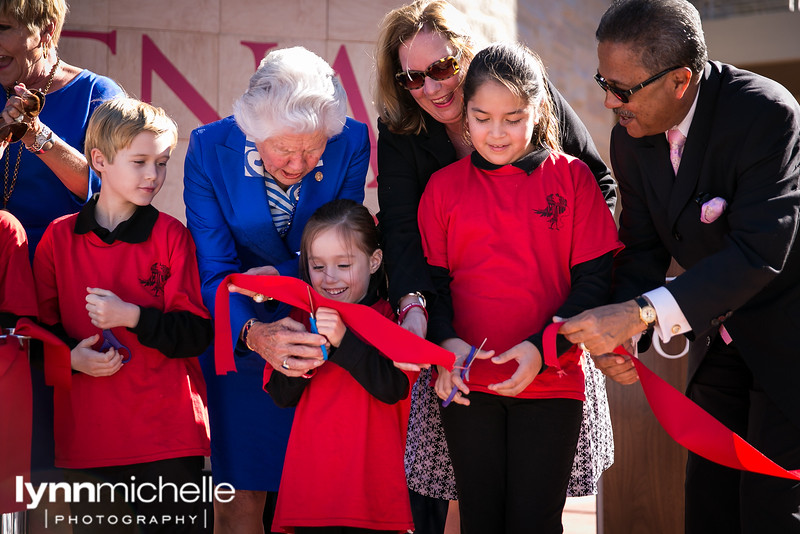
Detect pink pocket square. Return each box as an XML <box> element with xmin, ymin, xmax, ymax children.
<box><xmin>700</xmin><ymin>197</ymin><xmax>727</xmax><ymax>224</ymax></box>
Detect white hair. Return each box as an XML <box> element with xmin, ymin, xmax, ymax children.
<box><xmin>233</xmin><ymin>46</ymin><xmax>348</xmax><ymax>141</ymax></box>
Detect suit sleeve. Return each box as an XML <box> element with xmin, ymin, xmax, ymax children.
<box><xmin>610</xmin><ymin>130</ymin><xmax>674</xmax><ymax>303</ymax></box>
<box><xmin>664</xmin><ymin>101</ymin><xmax>800</xmax><ymax>333</ymax></box>
<box><xmin>376</xmin><ymin>119</ymin><xmax>438</xmax><ymax>309</ymax></box>
<box><xmin>548</xmin><ymin>80</ymin><xmax>617</xmax><ymax>211</ymax></box>
<box><xmin>183</xmin><ymin>129</ymin><xmax>263</xmax><ymax>356</ymax></box>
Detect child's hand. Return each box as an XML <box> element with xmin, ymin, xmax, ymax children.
<box><xmin>314</xmin><ymin>307</ymin><xmax>346</xmax><ymax>348</ymax></box>
<box><xmin>435</xmin><ymin>338</ymin><xmax>495</xmax><ymax>406</ymax></box>
<box><xmin>71</xmin><ymin>334</ymin><xmax>124</xmax><ymax>377</ymax></box>
<box><xmin>85</xmin><ymin>287</ymin><xmax>140</xmax><ymax>329</ymax></box>
<box><xmin>487</xmin><ymin>340</ymin><xmax>543</xmax><ymax>397</ymax></box>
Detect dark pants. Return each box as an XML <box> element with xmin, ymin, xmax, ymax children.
<box><xmin>440</xmin><ymin>392</ymin><xmax>582</xmax><ymax>534</ymax></box>
<box><xmin>63</xmin><ymin>456</ymin><xmax>207</xmax><ymax>534</ymax></box>
<box><xmin>685</xmin><ymin>340</ymin><xmax>800</xmax><ymax>534</ymax></box>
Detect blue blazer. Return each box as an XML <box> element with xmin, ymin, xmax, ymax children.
<box><xmin>184</xmin><ymin>116</ymin><xmax>368</xmax><ymax>349</ymax></box>
<box><xmin>183</xmin><ymin>116</ymin><xmax>368</xmax><ymax>489</ymax></box>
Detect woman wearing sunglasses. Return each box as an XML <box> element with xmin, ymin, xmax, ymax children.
<box><xmin>374</xmin><ymin>1</ymin><xmax>617</xmax><ymax>532</ymax></box>
<box><xmin>0</xmin><ymin>0</ymin><xmax>122</xmax><ymax>256</ymax></box>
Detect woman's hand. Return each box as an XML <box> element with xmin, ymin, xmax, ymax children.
<box><xmin>487</xmin><ymin>340</ymin><xmax>543</xmax><ymax>397</ymax></box>
<box><xmin>393</xmin><ymin>306</ymin><xmax>430</xmax><ymax>371</ymax></box>
<box><xmin>71</xmin><ymin>335</ymin><xmax>123</xmax><ymax>377</ymax></box>
<box><xmin>434</xmin><ymin>338</ymin><xmax>495</xmax><ymax>406</ymax></box>
<box><xmin>227</xmin><ymin>265</ymin><xmax>280</xmax><ymax>300</ymax></box>
<box><xmin>246</xmin><ymin>316</ymin><xmax>327</xmax><ymax>377</ymax></box>
<box><xmin>313</xmin><ymin>307</ymin><xmax>345</xmax><ymax>348</ymax></box>
<box><xmin>85</xmin><ymin>287</ymin><xmax>140</xmax><ymax>329</ymax></box>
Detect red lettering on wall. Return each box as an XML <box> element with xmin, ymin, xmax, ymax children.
<box><xmin>332</xmin><ymin>45</ymin><xmax>378</xmax><ymax>187</ymax></box>
<box><xmin>61</xmin><ymin>29</ymin><xmax>117</xmax><ymax>54</ymax></box>
<box><xmin>240</xmin><ymin>41</ymin><xmax>279</xmax><ymax>70</ymax></box>
<box><xmin>141</xmin><ymin>35</ymin><xmax>221</xmax><ymax>125</ymax></box>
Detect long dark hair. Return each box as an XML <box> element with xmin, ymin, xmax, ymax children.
<box><xmin>298</xmin><ymin>199</ymin><xmax>388</xmax><ymax>300</ymax></box>
<box><xmin>462</xmin><ymin>42</ymin><xmax>560</xmax><ymax>151</ymax></box>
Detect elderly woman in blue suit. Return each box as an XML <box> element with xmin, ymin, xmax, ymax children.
<box><xmin>183</xmin><ymin>46</ymin><xmax>369</xmax><ymax>533</ymax></box>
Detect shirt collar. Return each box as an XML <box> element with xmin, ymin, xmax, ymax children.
<box><xmin>74</xmin><ymin>194</ymin><xmax>159</xmax><ymax>244</ymax></box>
<box><xmin>667</xmin><ymin>82</ymin><xmax>701</xmax><ymax>139</ymax></box>
<box><xmin>470</xmin><ymin>146</ymin><xmax>551</xmax><ymax>174</ymax></box>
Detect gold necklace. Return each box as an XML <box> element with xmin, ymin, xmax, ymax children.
<box><xmin>3</xmin><ymin>57</ymin><xmax>60</xmax><ymax>209</ymax></box>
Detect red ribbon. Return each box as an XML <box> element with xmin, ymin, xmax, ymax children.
<box><xmin>15</xmin><ymin>318</ymin><xmax>72</xmax><ymax>389</ymax></box>
<box><xmin>544</xmin><ymin>322</ymin><xmax>800</xmax><ymax>480</ymax></box>
<box><xmin>214</xmin><ymin>274</ymin><xmax>456</xmax><ymax>375</ymax></box>
<box><xmin>0</xmin><ymin>333</ymin><xmax>32</xmax><ymax>512</ymax></box>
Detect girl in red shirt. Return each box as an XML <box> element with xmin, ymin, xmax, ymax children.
<box><xmin>267</xmin><ymin>199</ymin><xmax>414</xmax><ymax>533</ymax></box>
<box><xmin>418</xmin><ymin>43</ymin><xmax>622</xmax><ymax>532</ymax></box>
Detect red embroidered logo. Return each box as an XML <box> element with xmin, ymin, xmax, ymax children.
<box><xmin>534</xmin><ymin>193</ymin><xmax>568</xmax><ymax>230</ymax></box>
<box><xmin>140</xmin><ymin>262</ymin><xmax>171</xmax><ymax>296</ymax></box>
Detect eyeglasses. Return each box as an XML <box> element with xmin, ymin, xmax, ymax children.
<box><xmin>0</xmin><ymin>89</ymin><xmax>45</xmax><ymax>143</ymax></box>
<box><xmin>395</xmin><ymin>55</ymin><xmax>460</xmax><ymax>91</ymax></box>
<box><xmin>594</xmin><ymin>66</ymin><xmax>683</xmax><ymax>103</ymax></box>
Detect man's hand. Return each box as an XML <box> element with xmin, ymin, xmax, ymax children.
<box><xmin>246</xmin><ymin>317</ymin><xmax>327</xmax><ymax>377</ymax></box>
<box><xmin>591</xmin><ymin>348</ymin><xmax>640</xmax><ymax>385</ymax></box>
<box><xmin>557</xmin><ymin>300</ymin><xmax>646</xmax><ymax>355</ymax></box>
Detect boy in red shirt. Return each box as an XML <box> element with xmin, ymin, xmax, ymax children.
<box><xmin>34</xmin><ymin>98</ymin><xmax>212</xmax><ymax>533</ymax></box>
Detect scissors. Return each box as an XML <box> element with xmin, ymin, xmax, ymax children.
<box><xmin>96</xmin><ymin>329</ymin><xmax>132</xmax><ymax>364</ymax></box>
<box><xmin>442</xmin><ymin>337</ymin><xmax>487</xmax><ymax>407</ymax></box>
<box><xmin>306</xmin><ymin>286</ymin><xmax>329</xmax><ymax>361</ymax></box>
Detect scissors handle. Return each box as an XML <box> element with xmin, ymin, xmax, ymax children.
<box><xmin>99</xmin><ymin>329</ymin><xmax>132</xmax><ymax>364</ymax></box>
<box><xmin>308</xmin><ymin>315</ymin><xmax>329</xmax><ymax>361</ymax></box>
<box><xmin>442</xmin><ymin>345</ymin><xmax>478</xmax><ymax>407</ymax></box>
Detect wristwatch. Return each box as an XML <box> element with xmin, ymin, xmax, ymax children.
<box><xmin>26</xmin><ymin>124</ymin><xmax>55</xmax><ymax>154</ymax></box>
<box><xmin>634</xmin><ymin>295</ymin><xmax>657</xmax><ymax>327</ymax></box>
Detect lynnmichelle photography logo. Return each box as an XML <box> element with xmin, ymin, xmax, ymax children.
<box><xmin>16</xmin><ymin>476</ymin><xmax>234</xmax><ymax>529</ymax></box>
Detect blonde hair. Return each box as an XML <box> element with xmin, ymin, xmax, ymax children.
<box><xmin>84</xmin><ymin>97</ymin><xmax>178</xmax><ymax>172</ymax></box>
<box><xmin>374</xmin><ymin>0</ymin><xmax>476</xmax><ymax>135</ymax></box>
<box><xmin>0</xmin><ymin>0</ymin><xmax>68</xmax><ymax>47</ymax></box>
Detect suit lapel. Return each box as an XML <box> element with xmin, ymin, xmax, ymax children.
<box><xmin>217</xmin><ymin>128</ymin><xmax>288</xmax><ymax>258</ymax></box>
<box><xmin>667</xmin><ymin>64</ymin><xmax>717</xmax><ymax>226</ymax></box>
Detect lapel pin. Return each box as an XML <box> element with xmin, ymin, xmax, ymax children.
<box><xmin>315</xmin><ymin>171</ymin><xmax>323</xmax><ymax>182</ymax></box>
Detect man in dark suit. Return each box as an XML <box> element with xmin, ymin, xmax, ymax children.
<box><xmin>559</xmin><ymin>0</ymin><xmax>800</xmax><ymax>532</ymax></box>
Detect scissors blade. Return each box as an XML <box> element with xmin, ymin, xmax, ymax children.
<box><xmin>463</xmin><ymin>337</ymin><xmax>487</xmax><ymax>382</ymax></box>
<box><xmin>306</xmin><ymin>286</ymin><xmax>328</xmax><ymax>361</ymax></box>
<box><xmin>306</xmin><ymin>286</ymin><xmax>316</xmax><ymax>319</ymax></box>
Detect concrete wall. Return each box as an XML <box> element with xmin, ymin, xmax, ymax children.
<box><xmin>58</xmin><ymin>0</ymin><xmax>610</xmax><ymax>222</ymax></box>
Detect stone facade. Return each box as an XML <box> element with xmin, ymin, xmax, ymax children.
<box><xmin>59</xmin><ymin>0</ymin><xmax>612</xmax><ymax>220</ymax></box>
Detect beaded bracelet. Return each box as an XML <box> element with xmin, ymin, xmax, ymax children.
<box><xmin>397</xmin><ymin>302</ymin><xmax>428</xmax><ymax>325</ymax></box>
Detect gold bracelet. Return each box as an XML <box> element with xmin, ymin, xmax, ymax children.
<box><xmin>241</xmin><ymin>318</ymin><xmax>258</xmax><ymax>351</ymax></box>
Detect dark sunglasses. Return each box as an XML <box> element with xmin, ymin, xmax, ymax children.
<box><xmin>395</xmin><ymin>55</ymin><xmax>460</xmax><ymax>91</ymax></box>
<box><xmin>594</xmin><ymin>66</ymin><xmax>683</xmax><ymax>103</ymax></box>
<box><xmin>0</xmin><ymin>89</ymin><xmax>46</xmax><ymax>143</ymax></box>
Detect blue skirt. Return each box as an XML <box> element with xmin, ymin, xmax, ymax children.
<box><xmin>200</xmin><ymin>347</ymin><xmax>294</xmax><ymax>491</ymax></box>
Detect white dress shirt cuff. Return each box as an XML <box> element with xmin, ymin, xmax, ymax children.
<box><xmin>644</xmin><ymin>286</ymin><xmax>691</xmax><ymax>342</ymax></box>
